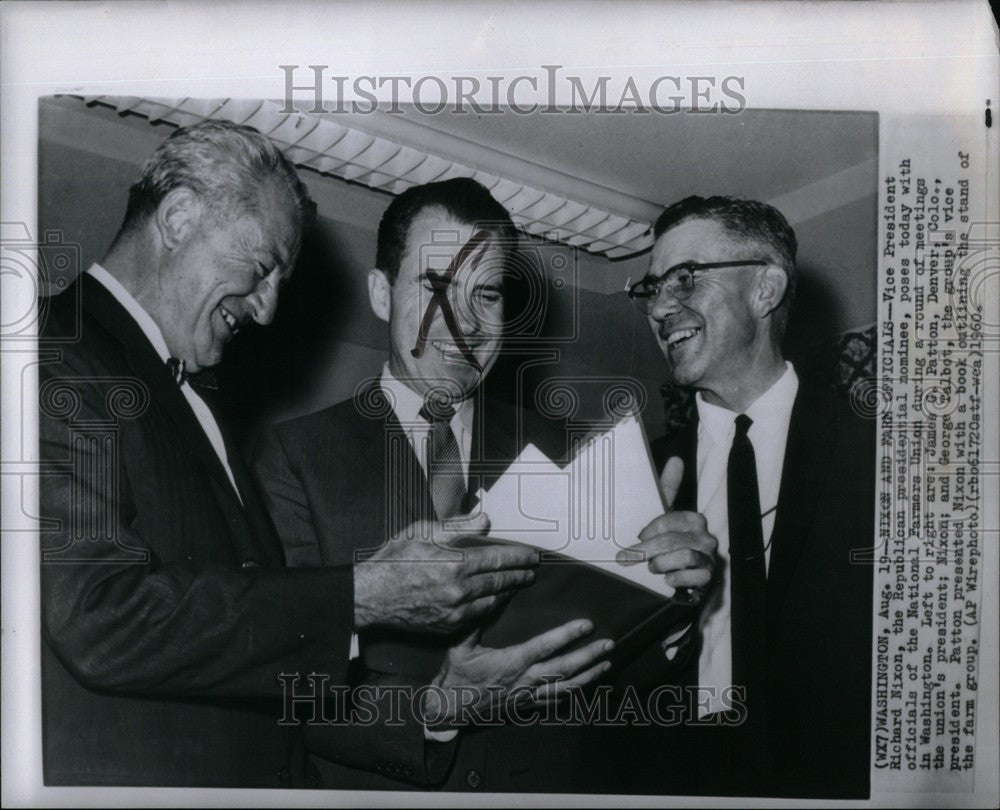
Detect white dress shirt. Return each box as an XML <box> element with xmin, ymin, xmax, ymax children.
<box><xmin>86</xmin><ymin>264</ymin><xmax>243</xmax><ymax>503</ymax></box>
<box><xmin>694</xmin><ymin>362</ymin><xmax>798</xmax><ymax>716</ymax></box>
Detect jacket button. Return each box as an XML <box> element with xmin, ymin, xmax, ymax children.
<box><xmin>241</xmin><ymin>559</ymin><xmax>260</xmax><ymax>569</ymax></box>
<box><xmin>466</xmin><ymin>769</ymin><xmax>482</xmax><ymax>789</ymax></box>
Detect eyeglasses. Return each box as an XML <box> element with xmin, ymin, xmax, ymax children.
<box><xmin>625</xmin><ymin>260</ymin><xmax>768</xmax><ymax>310</ymax></box>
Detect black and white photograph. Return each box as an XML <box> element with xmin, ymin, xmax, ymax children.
<box><xmin>2</xmin><ymin>2</ymin><xmax>998</xmax><ymax>807</ymax></box>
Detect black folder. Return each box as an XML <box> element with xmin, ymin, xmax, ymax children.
<box><xmin>360</xmin><ymin>542</ymin><xmax>700</xmax><ymax>683</ymax></box>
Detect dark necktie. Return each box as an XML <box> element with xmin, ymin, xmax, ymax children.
<box><xmin>418</xmin><ymin>402</ymin><xmax>466</xmax><ymax>520</ymax></box>
<box><xmin>727</xmin><ymin>414</ymin><xmax>767</xmax><ymax>722</ymax></box>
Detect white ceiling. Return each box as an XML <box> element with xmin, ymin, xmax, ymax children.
<box><xmin>72</xmin><ymin>95</ymin><xmax>877</xmax><ymax>259</ymax></box>
<box><xmin>360</xmin><ymin>104</ymin><xmax>878</xmax><ymax>211</ymax></box>
<box><xmin>39</xmin><ymin>94</ymin><xmax>879</xmax><ymax>330</ymax></box>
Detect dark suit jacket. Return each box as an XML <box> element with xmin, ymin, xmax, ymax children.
<box><xmin>612</xmin><ymin>375</ymin><xmax>875</xmax><ymax>799</ymax></box>
<box><xmin>37</xmin><ymin>276</ymin><xmax>414</xmax><ymax>788</ymax></box>
<box><xmin>254</xmin><ymin>385</ymin><xmax>608</xmax><ymax>793</ymax></box>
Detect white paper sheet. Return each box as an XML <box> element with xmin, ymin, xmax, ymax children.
<box><xmin>477</xmin><ymin>415</ymin><xmax>675</xmax><ymax>597</ymax></box>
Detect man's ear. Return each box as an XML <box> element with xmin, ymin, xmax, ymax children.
<box><xmin>154</xmin><ymin>187</ymin><xmax>201</xmax><ymax>250</ymax></box>
<box><xmin>368</xmin><ymin>269</ymin><xmax>391</xmax><ymax>323</ymax></box>
<box><xmin>752</xmin><ymin>264</ymin><xmax>789</xmax><ymax>319</ymax></box>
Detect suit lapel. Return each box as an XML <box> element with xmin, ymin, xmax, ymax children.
<box><xmin>654</xmin><ymin>419</ymin><xmax>699</xmax><ymax>512</ymax></box>
<box><xmin>353</xmin><ymin>383</ymin><xmax>432</xmax><ymax>531</ymax></box>
<box><xmin>211</xmin><ymin>408</ymin><xmax>284</xmax><ymax>566</ymax></box>
<box><xmin>353</xmin><ymin>388</ymin><xmax>524</xmax><ymax>528</ymax></box>
<box><xmin>674</xmin><ymin>422</ymin><xmax>699</xmax><ymax>513</ymax></box>
<box><xmin>80</xmin><ymin>275</ymin><xmax>246</xmax><ymax>506</ymax></box>
<box><xmin>766</xmin><ymin>382</ymin><xmax>840</xmax><ymax>626</ymax></box>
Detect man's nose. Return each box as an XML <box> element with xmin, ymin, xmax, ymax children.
<box><xmin>451</xmin><ymin>289</ymin><xmax>482</xmax><ymax>336</ymax></box>
<box><xmin>248</xmin><ymin>277</ymin><xmax>280</xmax><ymax>326</ymax></box>
<box><xmin>647</xmin><ymin>285</ymin><xmax>683</xmax><ymax>322</ymax></box>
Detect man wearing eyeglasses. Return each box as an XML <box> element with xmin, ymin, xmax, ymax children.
<box><xmin>619</xmin><ymin>196</ymin><xmax>874</xmax><ymax>799</ymax></box>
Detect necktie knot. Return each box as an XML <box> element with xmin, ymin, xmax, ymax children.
<box><xmin>419</xmin><ymin>401</ymin><xmax>456</xmax><ymax>424</ymax></box>
<box><xmin>418</xmin><ymin>400</ymin><xmax>465</xmax><ymax>519</ymax></box>
<box><xmin>734</xmin><ymin>413</ymin><xmax>753</xmax><ymax>437</ymax></box>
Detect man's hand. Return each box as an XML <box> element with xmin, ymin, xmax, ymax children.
<box><xmin>616</xmin><ymin>457</ymin><xmax>717</xmax><ymax>591</ymax></box>
<box><xmin>421</xmin><ymin>620</ymin><xmax>613</xmax><ymax>728</ymax></box>
<box><xmin>353</xmin><ymin>513</ymin><xmax>538</xmax><ymax>634</ymax></box>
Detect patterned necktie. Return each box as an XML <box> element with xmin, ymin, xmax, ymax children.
<box><xmin>418</xmin><ymin>401</ymin><xmax>467</xmax><ymax>519</ymax></box>
<box><xmin>727</xmin><ymin>414</ymin><xmax>767</xmax><ymax>721</ymax></box>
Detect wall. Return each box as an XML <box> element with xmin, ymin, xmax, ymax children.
<box><xmin>38</xmin><ymin>96</ymin><xmax>877</xmax><ymax>447</ymax></box>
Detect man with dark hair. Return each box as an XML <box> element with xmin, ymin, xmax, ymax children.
<box><xmin>253</xmin><ymin>177</ymin><xmax>716</xmax><ymax>792</ymax></box>
<box><xmin>620</xmin><ymin>195</ymin><xmax>874</xmax><ymax>798</ymax></box>
<box><xmin>374</xmin><ymin>175</ymin><xmax>519</xmax><ymax>284</ymax></box>
<box><xmin>38</xmin><ymin>124</ymin><xmax>553</xmax><ymax>788</ymax></box>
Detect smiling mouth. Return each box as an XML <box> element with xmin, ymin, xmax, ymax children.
<box><xmin>665</xmin><ymin>326</ymin><xmax>702</xmax><ymax>350</ymax></box>
<box><xmin>431</xmin><ymin>339</ymin><xmax>487</xmax><ymax>365</ymax></box>
<box><xmin>218</xmin><ymin>304</ymin><xmax>241</xmax><ymax>337</ymax></box>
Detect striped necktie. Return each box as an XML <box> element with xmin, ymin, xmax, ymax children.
<box><xmin>418</xmin><ymin>401</ymin><xmax>466</xmax><ymax>519</ymax></box>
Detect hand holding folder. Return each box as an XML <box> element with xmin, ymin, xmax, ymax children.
<box><xmin>363</xmin><ymin>416</ymin><xmax>715</xmax><ymax>680</ymax></box>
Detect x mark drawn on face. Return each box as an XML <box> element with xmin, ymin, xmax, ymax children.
<box><xmin>410</xmin><ymin>228</ymin><xmax>493</xmax><ymax>374</ymax></box>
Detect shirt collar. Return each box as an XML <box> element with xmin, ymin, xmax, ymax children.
<box><xmin>696</xmin><ymin>361</ymin><xmax>799</xmax><ymax>447</ymax></box>
<box><xmin>86</xmin><ymin>263</ymin><xmax>172</xmax><ymax>363</ymax></box>
<box><xmin>379</xmin><ymin>364</ymin><xmax>474</xmax><ymax>435</ymax></box>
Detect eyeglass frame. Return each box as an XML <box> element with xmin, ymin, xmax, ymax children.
<box><xmin>625</xmin><ymin>260</ymin><xmax>769</xmax><ymax>309</ymax></box>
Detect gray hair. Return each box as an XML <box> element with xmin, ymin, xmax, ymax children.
<box><xmin>117</xmin><ymin>119</ymin><xmax>315</xmax><ymax>236</ymax></box>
